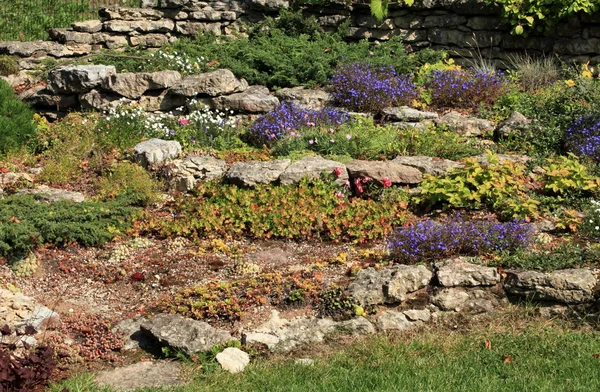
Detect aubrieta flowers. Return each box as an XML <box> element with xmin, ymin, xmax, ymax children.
<box><xmin>564</xmin><ymin>115</ymin><xmax>600</xmax><ymax>161</ymax></box>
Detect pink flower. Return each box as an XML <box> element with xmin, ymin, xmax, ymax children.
<box><xmin>333</xmin><ymin>167</ymin><xmax>343</xmax><ymax>177</ymax></box>
<box><xmin>335</xmin><ymin>192</ymin><xmax>345</xmax><ymax>199</ymax></box>
<box><xmin>329</xmin><ymin>128</ymin><xmax>335</xmax><ymax>134</ymax></box>
<box><xmin>346</xmin><ymin>134</ymin><xmax>352</xmax><ymax>140</ymax></box>
<box><xmin>179</xmin><ymin>118</ymin><xmax>189</xmax><ymax>126</ymax></box>
<box><xmin>309</xmin><ymin>139</ymin><xmax>315</xmax><ymax>145</ymax></box>
<box><xmin>381</xmin><ymin>177</ymin><xmax>392</xmax><ymax>188</ymax></box>
<box><xmin>307</xmin><ymin>122</ymin><xmax>315</xmax><ymax>126</ymax></box>
<box><xmin>330</xmin><ymin>139</ymin><xmax>335</xmax><ymax>143</ymax></box>
<box><xmin>290</xmin><ymin>131</ymin><xmax>296</xmax><ymax>137</ymax></box>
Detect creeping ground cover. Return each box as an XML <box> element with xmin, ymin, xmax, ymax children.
<box><xmin>4</xmin><ymin>9</ymin><xmax>600</xmax><ymax>390</ymax></box>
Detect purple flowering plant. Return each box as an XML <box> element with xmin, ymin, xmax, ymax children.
<box><xmin>248</xmin><ymin>102</ymin><xmax>350</xmax><ymax>147</ymax></box>
<box><xmin>564</xmin><ymin>115</ymin><xmax>600</xmax><ymax>161</ymax></box>
<box><xmin>388</xmin><ymin>215</ymin><xmax>534</xmax><ymax>263</ymax></box>
<box><xmin>329</xmin><ymin>63</ymin><xmax>419</xmax><ymax>113</ymax></box>
<box><xmin>423</xmin><ymin>68</ymin><xmax>507</xmax><ymax>112</ymax></box>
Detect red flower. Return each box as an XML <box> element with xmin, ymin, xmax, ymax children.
<box><xmin>333</xmin><ymin>167</ymin><xmax>343</xmax><ymax>177</ymax></box>
<box><xmin>381</xmin><ymin>177</ymin><xmax>392</xmax><ymax>188</ymax></box>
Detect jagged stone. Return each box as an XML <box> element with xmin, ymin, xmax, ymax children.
<box><xmin>279</xmin><ymin>156</ymin><xmax>348</xmax><ymax>186</ymax></box>
<box><xmin>212</xmin><ymin>85</ymin><xmax>280</xmax><ymax>113</ymax></box>
<box><xmin>436</xmin><ymin>111</ymin><xmax>494</xmax><ymax>137</ymax></box>
<box><xmin>134</xmin><ymin>138</ymin><xmax>182</xmax><ymax>168</ymax></box>
<box><xmin>48</xmin><ymin>65</ymin><xmax>116</xmax><ymax>94</ymax></box>
<box><xmin>504</xmin><ymin>269</ymin><xmax>598</xmax><ymax>304</ymax></box>
<box><xmin>274</xmin><ymin>87</ymin><xmax>330</xmax><ymax>110</ymax></box>
<box><xmin>436</xmin><ymin>258</ymin><xmax>501</xmax><ymax>287</ymax></box>
<box><xmin>382</xmin><ymin>106</ymin><xmax>438</xmax><ymax>122</ymax></box>
<box><xmin>494</xmin><ymin>111</ymin><xmax>532</xmax><ymax>139</ymax></box>
<box><xmin>102</xmin><ymin>70</ymin><xmax>182</xmax><ymax>99</ymax></box>
<box><xmin>346</xmin><ymin>160</ymin><xmax>422</xmax><ymax>185</ymax></box>
<box><xmin>216</xmin><ymin>348</ymin><xmax>250</xmax><ymax>373</ymax></box>
<box><xmin>226</xmin><ymin>159</ymin><xmax>290</xmax><ymax>186</ymax></box>
<box><xmin>348</xmin><ymin>265</ymin><xmax>432</xmax><ymax>306</ymax></box>
<box><xmin>392</xmin><ymin>156</ymin><xmax>463</xmax><ymax>176</ymax></box>
<box><xmin>168</xmin><ymin>69</ymin><xmax>247</xmax><ymax>97</ymax></box>
<box><xmin>168</xmin><ymin>155</ymin><xmax>227</xmax><ymax>191</ymax></box>
<box><xmin>140</xmin><ymin>314</ymin><xmax>232</xmax><ymax>355</ymax></box>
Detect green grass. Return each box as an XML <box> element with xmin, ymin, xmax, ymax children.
<box><xmin>52</xmin><ymin>319</ymin><xmax>600</xmax><ymax>392</ymax></box>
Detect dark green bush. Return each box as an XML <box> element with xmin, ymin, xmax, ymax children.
<box><xmin>0</xmin><ymin>194</ymin><xmax>141</xmax><ymax>258</ymax></box>
<box><xmin>0</xmin><ymin>55</ymin><xmax>19</xmax><ymax>76</ymax></box>
<box><xmin>0</xmin><ymin>79</ymin><xmax>38</xmax><ymax>155</ymax></box>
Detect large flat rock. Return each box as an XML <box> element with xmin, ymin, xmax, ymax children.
<box><xmin>504</xmin><ymin>269</ymin><xmax>597</xmax><ymax>304</ymax></box>
<box><xmin>346</xmin><ymin>160</ymin><xmax>422</xmax><ymax>185</ymax></box>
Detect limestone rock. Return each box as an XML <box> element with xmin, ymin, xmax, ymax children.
<box><xmin>348</xmin><ymin>265</ymin><xmax>432</xmax><ymax>306</ymax></box>
<box><xmin>335</xmin><ymin>317</ymin><xmax>377</xmax><ymax>335</ymax></box>
<box><xmin>431</xmin><ymin>287</ymin><xmax>498</xmax><ymax>313</ymax></box>
<box><xmin>95</xmin><ymin>361</ymin><xmax>184</xmax><ymax>391</ymax></box>
<box><xmin>279</xmin><ymin>156</ymin><xmax>348</xmax><ymax>186</ymax></box>
<box><xmin>346</xmin><ymin>160</ymin><xmax>422</xmax><ymax>185</ymax></box>
<box><xmin>17</xmin><ymin>185</ymin><xmax>86</xmax><ymax>202</ymax></box>
<box><xmin>168</xmin><ymin>69</ymin><xmax>247</xmax><ymax>97</ymax></box>
<box><xmin>392</xmin><ymin>156</ymin><xmax>463</xmax><ymax>176</ymax></box>
<box><xmin>79</xmin><ymin>89</ymin><xmax>129</xmax><ymax>111</ymax></box>
<box><xmin>103</xmin><ymin>70</ymin><xmax>182</xmax><ymax>99</ymax></box>
<box><xmin>72</xmin><ymin>20</ymin><xmax>103</xmax><ymax>33</ymax></box>
<box><xmin>216</xmin><ymin>347</ymin><xmax>250</xmax><ymax>373</ymax></box>
<box><xmin>249</xmin><ymin>0</ymin><xmax>290</xmax><ymax>11</ymax></box>
<box><xmin>436</xmin><ymin>111</ymin><xmax>494</xmax><ymax>137</ymax></box>
<box><xmin>494</xmin><ymin>111</ymin><xmax>532</xmax><ymax>139</ymax></box>
<box><xmin>403</xmin><ymin>308</ymin><xmax>431</xmax><ymax>322</ymax></box>
<box><xmin>212</xmin><ymin>85</ymin><xmax>280</xmax><ymax>113</ymax></box>
<box><xmin>0</xmin><ymin>40</ymin><xmax>79</xmax><ymax>58</ymax></box>
<box><xmin>436</xmin><ymin>258</ymin><xmax>501</xmax><ymax>287</ymax></box>
<box><xmin>275</xmin><ymin>87</ymin><xmax>330</xmax><ymax>110</ymax></box>
<box><xmin>48</xmin><ymin>65</ymin><xmax>116</xmax><ymax>94</ymax></box>
<box><xmin>128</xmin><ymin>33</ymin><xmax>170</xmax><ymax>48</ymax></box>
<box><xmin>19</xmin><ymin>85</ymin><xmax>78</xmax><ymax>110</ymax></box>
<box><xmin>226</xmin><ymin>159</ymin><xmax>290</xmax><ymax>187</ymax></box>
<box><xmin>140</xmin><ymin>314</ymin><xmax>232</xmax><ymax>355</ymax></box>
<box><xmin>114</xmin><ymin>317</ymin><xmax>153</xmax><ymax>352</ymax></box>
<box><xmin>504</xmin><ymin>269</ymin><xmax>597</xmax><ymax>304</ymax></box>
<box><xmin>168</xmin><ymin>155</ymin><xmax>227</xmax><ymax>192</ymax></box>
<box><xmin>382</xmin><ymin>106</ymin><xmax>438</xmax><ymax>122</ymax></box>
<box><xmin>377</xmin><ymin>311</ymin><xmax>418</xmax><ymax>331</ymax></box>
<box><xmin>138</xmin><ymin>93</ymin><xmax>186</xmax><ymax>112</ymax></box>
<box><xmin>134</xmin><ymin>139</ymin><xmax>182</xmax><ymax>168</ymax></box>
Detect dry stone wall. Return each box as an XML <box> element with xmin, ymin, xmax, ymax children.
<box><xmin>1</xmin><ymin>0</ymin><xmax>600</xmax><ymax>67</ymax></box>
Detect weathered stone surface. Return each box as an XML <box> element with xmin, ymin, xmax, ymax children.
<box><xmin>103</xmin><ymin>70</ymin><xmax>182</xmax><ymax>99</ymax></box>
<box><xmin>403</xmin><ymin>308</ymin><xmax>431</xmax><ymax>322</ymax></box>
<box><xmin>212</xmin><ymin>85</ymin><xmax>280</xmax><ymax>113</ymax></box>
<box><xmin>104</xmin><ymin>34</ymin><xmax>129</xmax><ymax>49</ymax></box>
<box><xmin>348</xmin><ymin>265</ymin><xmax>432</xmax><ymax>306</ymax></box>
<box><xmin>168</xmin><ymin>69</ymin><xmax>247</xmax><ymax>97</ymax></box>
<box><xmin>138</xmin><ymin>93</ymin><xmax>186</xmax><ymax>112</ymax></box>
<box><xmin>431</xmin><ymin>287</ymin><xmax>497</xmax><ymax>313</ymax></box>
<box><xmin>335</xmin><ymin>317</ymin><xmax>377</xmax><ymax>335</ymax></box>
<box><xmin>103</xmin><ymin>19</ymin><xmax>175</xmax><ymax>33</ymax></box>
<box><xmin>436</xmin><ymin>258</ymin><xmax>501</xmax><ymax>287</ymax></box>
<box><xmin>99</xmin><ymin>6</ymin><xmax>165</xmax><ymax>20</ymax></box>
<box><xmin>436</xmin><ymin>111</ymin><xmax>494</xmax><ymax>137</ymax></box>
<box><xmin>275</xmin><ymin>87</ymin><xmax>330</xmax><ymax>110</ymax></box>
<box><xmin>0</xmin><ymin>40</ymin><xmax>77</xmax><ymax>58</ymax></box>
<box><xmin>79</xmin><ymin>89</ymin><xmax>129</xmax><ymax>111</ymax></box>
<box><xmin>17</xmin><ymin>185</ymin><xmax>86</xmax><ymax>202</ymax></box>
<box><xmin>279</xmin><ymin>156</ymin><xmax>348</xmax><ymax>186</ymax></box>
<box><xmin>346</xmin><ymin>160</ymin><xmax>422</xmax><ymax>185</ymax></box>
<box><xmin>72</xmin><ymin>20</ymin><xmax>103</xmax><ymax>33</ymax></box>
<box><xmin>392</xmin><ymin>156</ymin><xmax>463</xmax><ymax>176</ymax></box>
<box><xmin>216</xmin><ymin>348</ymin><xmax>250</xmax><ymax>373</ymax></box>
<box><xmin>114</xmin><ymin>317</ymin><xmax>153</xmax><ymax>352</ymax></box>
<box><xmin>0</xmin><ymin>289</ymin><xmax>59</xmax><ymax>335</ymax></box>
<box><xmin>19</xmin><ymin>85</ymin><xmax>78</xmax><ymax>109</ymax></box>
<box><xmin>49</xmin><ymin>28</ymin><xmax>96</xmax><ymax>44</ymax></box>
<box><xmin>140</xmin><ymin>314</ymin><xmax>232</xmax><ymax>355</ymax></box>
<box><xmin>175</xmin><ymin>21</ymin><xmax>222</xmax><ymax>36</ymax></box>
<box><xmin>494</xmin><ymin>111</ymin><xmax>532</xmax><ymax>139</ymax></box>
<box><xmin>249</xmin><ymin>0</ymin><xmax>290</xmax><ymax>11</ymax></box>
<box><xmin>168</xmin><ymin>155</ymin><xmax>227</xmax><ymax>191</ymax></box>
<box><xmin>95</xmin><ymin>361</ymin><xmax>184</xmax><ymax>391</ymax></box>
<box><xmin>377</xmin><ymin>311</ymin><xmax>418</xmax><ymax>331</ymax></box>
<box><xmin>134</xmin><ymin>138</ymin><xmax>182</xmax><ymax>168</ymax></box>
<box><xmin>504</xmin><ymin>269</ymin><xmax>598</xmax><ymax>304</ymax></box>
<box><xmin>226</xmin><ymin>159</ymin><xmax>290</xmax><ymax>186</ymax></box>
<box><xmin>382</xmin><ymin>106</ymin><xmax>438</xmax><ymax>122</ymax></box>
<box><xmin>48</xmin><ymin>65</ymin><xmax>116</xmax><ymax>94</ymax></box>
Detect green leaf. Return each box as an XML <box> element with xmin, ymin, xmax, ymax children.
<box><xmin>514</xmin><ymin>25</ymin><xmax>524</xmax><ymax>35</ymax></box>
<box><xmin>370</xmin><ymin>0</ymin><xmax>388</xmax><ymax>21</ymax></box>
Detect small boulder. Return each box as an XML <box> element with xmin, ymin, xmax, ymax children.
<box><xmin>168</xmin><ymin>69</ymin><xmax>247</xmax><ymax>97</ymax></box>
<box><xmin>212</xmin><ymin>85</ymin><xmax>280</xmax><ymax>113</ymax></box>
<box><xmin>381</xmin><ymin>106</ymin><xmax>438</xmax><ymax>122</ymax></box>
<box><xmin>279</xmin><ymin>156</ymin><xmax>348</xmax><ymax>186</ymax></box>
<box><xmin>436</xmin><ymin>111</ymin><xmax>494</xmax><ymax>137</ymax></box>
<box><xmin>376</xmin><ymin>311</ymin><xmax>418</xmax><ymax>331</ymax></box>
<box><xmin>504</xmin><ymin>269</ymin><xmax>597</xmax><ymax>304</ymax></box>
<box><xmin>103</xmin><ymin>70</ymin><xmax>182</xmax><ymax>99</ymax></box>
<box><xmin>216</xmin><ymin>347</ymin><xmax>250</xmax><ymax>374</ymax></box>
<box><xmin>226</xmin><ymin>159</ymin><xmax>290</xmax><ymax>187</ymax></box>
<box><xmin>48</xmin><ymin>64</ymin><xmax>116</xmax><ymax>94</ymax></box>
<box><xmin>140</xmin><ymin>314</ymin><xmax>232</xmax><ymax>355</ymax></box>
<box><xmin>275</xmin><ymin>87</ymin><xmax>330</xmax><ymax>110</ymax></box>
<box><xmin>494</xmin><ymin>111</ymin><xmax>531</xmax><ymax>139</ymax></box>
<box><xmin>431</xmin><ymin>287</ymin><xmax>498</xmax><ymax>313</ymax></box>
<box><xmin>436</xmin><ymin>258</ymin><xmax>501</xmax><ymax>287</ymax></box>
<box><xmin>134</xmin><ymin>139</ymin><xmax>182</xmax><ymax>168</ymax></box>
<box><xmin>346</xmin><ymin>160</ymin><xmax>422</xmax><ymax>185</ymax></box>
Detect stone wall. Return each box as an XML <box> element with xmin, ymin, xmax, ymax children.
<box><xmin>1</xmin><ymin>0</ymin><xmax>600</xmax><ymax>66</ymax></box>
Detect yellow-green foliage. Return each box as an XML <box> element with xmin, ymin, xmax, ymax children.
<box><xmin>420</xmin><ymin>152</ymin><xmax>539</xmax><ymax>219</ymax></box>
<box><xmin>542</xmin><ymin>154</ymin><xmax>600</xmax><ymax>196</ymax></box>
<box><xmin>95</xmin><ymin>161</ymin><xmax>162</xmax><ymax>205</ymax></box>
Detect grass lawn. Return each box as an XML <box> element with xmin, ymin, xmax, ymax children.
<box><xmin>53</xmin><ymin>311</ymin><xmax>600</xmax><ymax>392</ymax></box>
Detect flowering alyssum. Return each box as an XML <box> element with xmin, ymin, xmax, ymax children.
<box><xmin>388</xmin><ymin>216</ymin><xmax>534</xmax><ymax>263</ymax></box>
<box><xmin>330</xmin><ymin>63</ymin><xmax>419</xmax><ymax>112</ymax></box>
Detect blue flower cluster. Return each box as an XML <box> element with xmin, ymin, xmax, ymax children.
<box><xmin>424</xmin><ymin>68</ymin><xmax>507</xmax><ymax>111</ymax></box>
<box><xmin>388</xmin><ymin>217</ymin><xmax>533</xmax><ymax>263</ymax></box>
<box><xmin>329</xmin><ymin>63</ymin><xmax>418</xmax><ymax>112</ymax></box>
<box><xmin>248</xmin><ymin>102</ymin><xmax>350</xmax><ymax>146</ymax></box>
<box><xmin>564</xmin><ymin>115</ymin><xmax>600</xmax><ymax>161</ymax></box>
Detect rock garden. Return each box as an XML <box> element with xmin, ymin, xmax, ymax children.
<box><xmin>3</xmin><ymin>1</ymin><xmax>600</xmax><ymax>391</ymax></box>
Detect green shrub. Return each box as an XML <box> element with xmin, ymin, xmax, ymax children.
<box><xmin>487</xmin><ymin>242</ymin><xmax>600</xmax><ymax>271</ymax></box>
<box><xmin>95</xmin><ymin>161</ymin><xmax>162</xmax><ymax>206</ymax></box>
<box><xmin>0</xmin><ymin>55</ymin><xmax>19</xmax><ymax>76</ymax></box>
<box><xmin>541</xmin><ymin>154</ymin><xmax>600</xmax><ymax>197</ymax></box>
<box><xmin>0</xmin><ymin>79</ymin><xmax>37</xmax><ymax>156</ymax></box>
<box><xmin>0</xmin><ymin>194</ymin><xmax>141</xmax><ymax>258</ymax></box>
